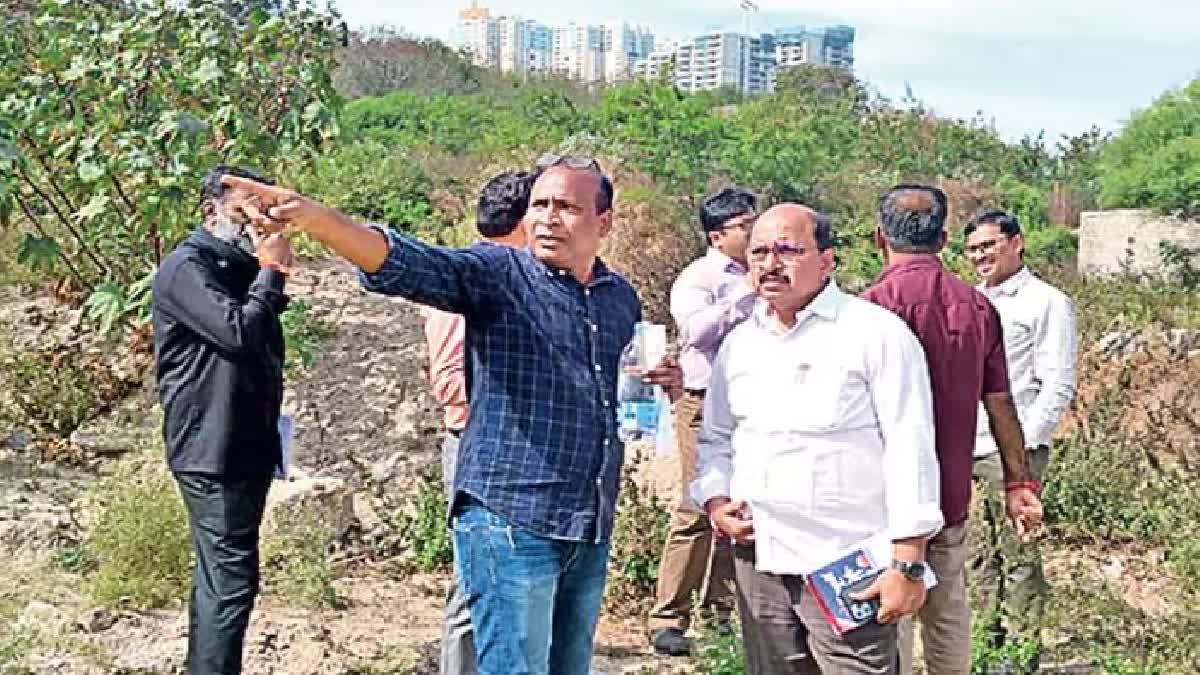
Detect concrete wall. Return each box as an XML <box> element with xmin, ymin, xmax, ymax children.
<box><xmin>1078</xmin><ymin>209</ymin><xmax>1200</xmax><ymax>277</ymax></box>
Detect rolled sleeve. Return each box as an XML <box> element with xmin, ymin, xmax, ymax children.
<box><xmin>869</xmin><ymin>318</ymin><xmax>945</xmax><ymax>541</ymax></box>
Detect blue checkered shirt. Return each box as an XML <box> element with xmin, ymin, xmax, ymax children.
<box><xmin>360</xmin><ymin>228</ymin><xmax>641</xmax><ymax>543</ymax></box>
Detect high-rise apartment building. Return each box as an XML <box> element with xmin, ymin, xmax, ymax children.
<box><xmin>671</xmin><ymin>32</ymin><xmax>775</xmax><ymax>95</ymax></box>
<box><xmin>451</xmin><ymin>2</ymin><xmax>499</xmax><ymax>68</ymax></box>
<box><xmin>449</xmin><ymin>4</ymin><xmax>853</xmax><ymax>95</ymax></box>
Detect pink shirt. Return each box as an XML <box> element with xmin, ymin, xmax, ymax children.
<box><xmin>420</xmin><ymin>306</ymin><xmax>468</xmax><ymax>432</ymax></box>
<box><xmin>669</xmin><ymin>248</ymin><xmax>755</xmax><ymax>391</ymax></box>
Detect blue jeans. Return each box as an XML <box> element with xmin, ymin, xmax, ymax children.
<box><xmin>452</xmin><ymin>501</ymin><xmax>611</xmax><ymax>675</ymax></box>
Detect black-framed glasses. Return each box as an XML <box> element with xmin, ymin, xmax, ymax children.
<box><xmin>535</xmin><ymin>153</ymin><xmax>601</xmax><ymax>172</ymax></box>
<box><xmin>964</xmin><ymin>236</ymin><xmax>1007</xmax><ymax>256</ymax></box>
<box><xmin>748</xmin><ymin>241</ymin><xmax>805</xmax><ymax>264</ymax></box>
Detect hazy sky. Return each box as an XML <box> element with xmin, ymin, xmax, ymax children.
<box><xmin>332</xmin><ymin>0</ymin><xmax>1198</xmax><ymax>142</ymax></box>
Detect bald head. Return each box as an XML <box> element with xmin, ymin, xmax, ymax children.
<box><xmin>747</xmin><ymin>203</ymin><xmax>836</xmax><ymax>324</ymax></box>
<box><xmin>877</xmin><ymin>184</ymin><xmax>948</xmax><ymax>253</ymax></box>
<box><xmin>752</xmin><ymin>204</ymin><xmax>835</xmax><ymax>251</ymax></box>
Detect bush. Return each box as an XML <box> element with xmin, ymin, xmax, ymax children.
<box><xmin>1098</xmin><ymin>79</ymin><xmax>1200</xmax><ymax>217</ymax></box>
<box><xmin>261</xmin><ymin>503</ymin><xmax>340</xmax><ymax>609</ymax></box>
<box><xmin>1023</xmin><ymin>225</ymin><xmax>1078</xmax><ymax>269</ymax></box>
<box><xmin>0</xmin><ymin>342</ymin><xmax>141</xmax><ymax>442</ymax></box>
<box><xmin>603</xmin><ymin>447</ymin><xmax>672</xmax><ymax>615</ymax></box>
<box><xmin>393</xmin><ymin>464</ymin><xmax>453</xmax><ymax>574</ymax></box>
<box><xmin>280</xmin><ymin>297</ymin><xmax>335</xmax><ymax>376</ymax></box>
<box><xmin>691</xmin><ymin>613</ymin><xmax>747</xmax><ymax>675</ymax></box>
<box><xmin>86</xmin><ymin>465</ymin><xmax>191</xmax><ymax>608</ymax></box>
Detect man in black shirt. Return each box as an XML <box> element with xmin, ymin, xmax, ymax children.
<box><xmin>151</xmin><ymin>165</ymin><xmax>293</xmax><ymax>674</ymax></box>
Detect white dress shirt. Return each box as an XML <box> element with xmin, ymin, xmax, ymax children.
<box><xmin>691</xmin><ymin>282</ymin><xmax>944</xmax><ymax>576</ymax></box>
<box><xmin>670</xmin><ymin>248</ymin><xmax>755</xmax><ymax>391</ymax></box>
<box><xmin>974</xmin><ymin>267</ymin><xmax>1077</xmax><ymax>457</ymax></box>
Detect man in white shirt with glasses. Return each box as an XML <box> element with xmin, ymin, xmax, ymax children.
<box><xmin>693</xmin><ymin>204</ymin><xmax>944</xmax><ymax>674</ymax></box>
<box><xmin>965</xmin><ymin>209</ymin><xmax>1077</xmax><ymax>672</ymax></box>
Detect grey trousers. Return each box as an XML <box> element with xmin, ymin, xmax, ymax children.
<box><xmin>733</xmin><ymin>545</ymin><xmax>898</xmax><ymax>675</ymax></box>
<box><xmin>175</xmin><ymin>472</ymin><xmax>272</xmax><ymax>675</ymax></box>
<box><xmin>440</xmin><ymin>432</ymin><xmax>477</xmax><ymax>675</ymax></box>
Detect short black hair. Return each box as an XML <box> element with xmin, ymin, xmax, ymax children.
<box><xmin>700</xmin><ymin>187</ymin><xmax>757</xmax><ymax>234</ymax></box>
<box><xmin>964</xmin><ymin>209</ymin><xmax>1022</xmax><ymax>239</ymax></box>
<box><xmin>877</xmin><ymin>184</ymin><xmax>948</xmax><ymax>253</ymax></box>
<box><xmin>477</xmin><ymin>170</ymin><xmax>536</xmax><ymax>238</ymax></box>
<box><xmin>200</xmin><ymin>165</ymin><xmax>274</xmax><ymax>205</ymax></box>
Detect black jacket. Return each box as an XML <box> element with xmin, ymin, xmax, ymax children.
<box><xmin>151</xmin><ymin>228</ymin><xmax>288</xmax><ymax>476</ymax></box>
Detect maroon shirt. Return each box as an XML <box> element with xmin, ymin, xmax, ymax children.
<box><xmin>862</xmin><ymin>256</ymin><xmax>1010</xmax><ymax>526</ymax></box>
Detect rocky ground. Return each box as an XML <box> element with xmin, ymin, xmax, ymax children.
<box><xmin>3</xmin><ymin>260</ymin><xmax>1199</xmax><ymax>674</ymax></box>
<box><xmin>0</xmin><ymin>261</ymin><xmax>692</xmax><ymax>674</ymax></box>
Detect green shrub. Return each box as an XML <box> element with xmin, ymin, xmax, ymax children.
<box><xmin>1098</xmin><ymin>79</ymin><xmax>1200</xmax><ymax>216</ymax></box>
<box><xmin>393</xmin><ymin>465</ymin><xmax>453</xmax><ymax>574</ymax></box>
<box><xmin>86</xmin><ymin>466</ymin><xmax>191</xmax><ymax>608</ymax></box>
<box><xmin>280</xmin><ymin>298</ymin><xmax>335</xmax><ymax>376</ymax></box>
<box><xmin>261</xmin><ymin>503</ymin><xmax>340</xmax><ymax>609</ymax></box>
<box><xmin>603</xmin><ymin>450</ymin><xmax>672</xmax><ymax>615</ymax></box>
<box><xmin>1023</xmin><ymin>225</ymin><xmax>1078</xmax><ymax>269</ymax></box>
<box><xmin>691</xmin><ymin>613</ymin><xmax>747</xmax><ymax>675</ymax></box>
<box><xmin>1042</xmin><ymin>438</ymin><xmax>1192</xmax><ymax>544</ymax></box>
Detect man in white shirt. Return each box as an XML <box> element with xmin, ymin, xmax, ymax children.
<box><xmin>965</xmin><ymin>210</ymin><xmax>1077</xmax><ymax>671</ymax></box>
<box><xmin>693</xmin><ymin>204</ymin><xmax>945</xmax><ymax>674</ymax></box>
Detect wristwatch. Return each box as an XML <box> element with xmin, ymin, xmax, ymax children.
<box><xmin>891</xmin><ymin>559</ymin><xmax>927</xmax><ymax>582</ymax></box>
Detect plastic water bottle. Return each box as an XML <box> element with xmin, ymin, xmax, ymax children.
<box><xmin>617</xmin><ymin>322</ymin><xmax>664</xmax><ymax>442</ymax></box>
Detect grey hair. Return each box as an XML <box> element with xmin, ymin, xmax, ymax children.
<box><xmin>877</xmin><ymin>184</ymin><xmax>947</xmax><ymax>253</ymax></box>
<box><xmin>749</xmin><ymin>207</ymin><xmax>836</xmax><ymax>250</ymax></box>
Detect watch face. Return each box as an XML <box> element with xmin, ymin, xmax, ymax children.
<box><xmin>906</xmin><ymin>562</ymin><xmax>926</xmax><ymax>580</ymax></box>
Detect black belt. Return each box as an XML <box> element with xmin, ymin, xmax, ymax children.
<box><xmin>449</xmin><ymin>429</ymin><xmax>463</xmax><ymax>438</ymax></box>
<box><xmin>685</xmin><ymin>388</ymin><xmax>706</xmax><ymax>397</ymax></box>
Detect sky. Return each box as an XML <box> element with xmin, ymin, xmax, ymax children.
<box><xmin>331</xmin><ymin>0</ymin><xmax>1199</xmax><ymax>142</ymax></box>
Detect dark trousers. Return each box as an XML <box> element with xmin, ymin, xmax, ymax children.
<box><xmin>175</xmin><ymin>472</ymin><xmax>272</xmax><ymax>675</ymax></box>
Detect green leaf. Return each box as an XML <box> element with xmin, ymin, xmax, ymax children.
<box><xmin>63</xmin><ymin>56</ymin><xmax>91</xmax><ymax>82</ymax></box>
<box><xmin>0</xmin><ymin>141</ymin><xmax>19</xmax><ymax>162</ymax></box>
<box><xmin>193</xmin><ymin>57</ymin><xmax>222</xmax><ymax>85</ymax></box>
<box><xmin>16</xmin><ymin>233</ymin><xmax>61</xmax><ymax>272</ymax></box>
<box><xmin>77</xmin><ymin>194</ymin><xmax>111</xmax><ymax>221</ymax></box>
<box><xmin>83</xmin><ymin>282</ymin><xmax>127</xmax><ymax>335</ymax></box>
<box><xmin>78</xmin><ymin>160</ymin><xmax>105</xmax><ymax>183</ymax></box>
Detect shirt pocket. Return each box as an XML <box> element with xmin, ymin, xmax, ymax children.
<box><xmin>788</xmin><ymin>364</ymin><xmax>848</xmax><ymax>432</ymax></box>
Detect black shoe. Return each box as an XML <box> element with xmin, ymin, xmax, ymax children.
<box><xmin>651</xmin><ymin>627</ymin><xmax>692</xmax><ymax>657</ymax></box>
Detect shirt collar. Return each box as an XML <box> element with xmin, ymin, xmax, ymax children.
<box><xmin>874</xmin><ymin>254</ymin><xmax>943</xmax><ymax>284</ymax></box>
<box><xmin>705</xmin><ymin>247</ymin><xmax>747</xmax><ymax>274</ymax></box>
<box><xmin>536</xmin><ymin>253</ymin><xmax>616</xmax><ymax>287</ymax></box>
<box><xmin>753</xmin><ymin>279</ymin><xmax>845</xmax><ymax>335</ymax></box>
<box><xmin>980</xmin><ymin>265</ymin><xmax>1032</xmax><ymax>297</ymax></box>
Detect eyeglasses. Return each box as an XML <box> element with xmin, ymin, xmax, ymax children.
<box><xmin>535</xmin><ymin>153</ymin><xmax>602</xmax><ymax>172</ymax></box>
<box><xmin>964</xmin><ymin>237</ymin><xmax>1005</xmax><ymax>256</ymax></box>
<box><xmin>748</xmin><ymin>241</ymin><xmax>805</xmax><ymax>264</ymax></box>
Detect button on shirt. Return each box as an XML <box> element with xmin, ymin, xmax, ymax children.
<box><xmin>692</xmin><ymin>282</ymin><xmax>944</xmax><ymax>576</ymax></box>
<box><xmin>360</xmin><ymin>229</ymin><xmax>641</xmax><ymax>543</ymax></box>
<box><xmin>670</xmin><ymin>248</ymin><xmax>756</xmax><ymax>391</ymax></box>
<box><xmin>862</xmin><ymin>256</ymin><xmax>1010</xmax><ymax>528</ymax></box>
<box><xmin>974</xmin><ymin>267</ymin><xmax>1077</xmax><ymax>457</ymax></box>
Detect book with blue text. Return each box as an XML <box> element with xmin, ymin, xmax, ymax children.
<box><xmin>805</xmin><ymin>548</ymin><xmax>882</xmax><ymax>636</ymax></box>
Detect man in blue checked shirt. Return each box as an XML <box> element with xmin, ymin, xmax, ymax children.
<box><xmin>224</xmin><ymin>157</ymin><xmax>683</xmax><ymax>675</ymax></box>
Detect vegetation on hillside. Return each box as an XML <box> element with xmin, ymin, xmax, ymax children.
<box><xmin>1</xmin><ymin>7</ymin><xmax>1198</xmax><ymax>674</ymax></box>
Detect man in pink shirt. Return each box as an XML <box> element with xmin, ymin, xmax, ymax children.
<box><xmin>649</xmin><ymin>187</ymin><xmax>758</xmax><ymax>657</ymax></box>
<box><xmin>422</xmin><ymin>170</ymin><xmax>534</xmax><ymax>675</ymax></box>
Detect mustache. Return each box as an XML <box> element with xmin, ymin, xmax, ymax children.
<box><xmin>758</xmin><ymin>269</ymin><xmax>790</xmax><ymax>284</ymax></box>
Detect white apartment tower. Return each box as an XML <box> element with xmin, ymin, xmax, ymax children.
<box><xmin>452</xmin><ymin>1</ymin><xmax>498</xmax><ymax>69</ymax></box>
<box><xmin>672</xmin><ymin>32</ymin><xmax>775</xmax><ymax>95</ymax></box>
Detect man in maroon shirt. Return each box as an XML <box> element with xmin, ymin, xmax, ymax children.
<box><xmin>861</xmin><ymin>185</ymin><xmax>1043</xmax><ymax>675</ymax></box>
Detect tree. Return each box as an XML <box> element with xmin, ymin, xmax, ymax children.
<box><xmin>333</xmin><ymin>26</ymin><xmax>483</xmax><ymax>99</ymax></box>
<box><xmin>1097</xmin><ymin>78</ymin><xmax>1200</xmax><ymax>217</ymax></box>
<box><xmin>0</xmin><ymin>0</ymin><xmax>342</xmax><ymax>331</ymax></box>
